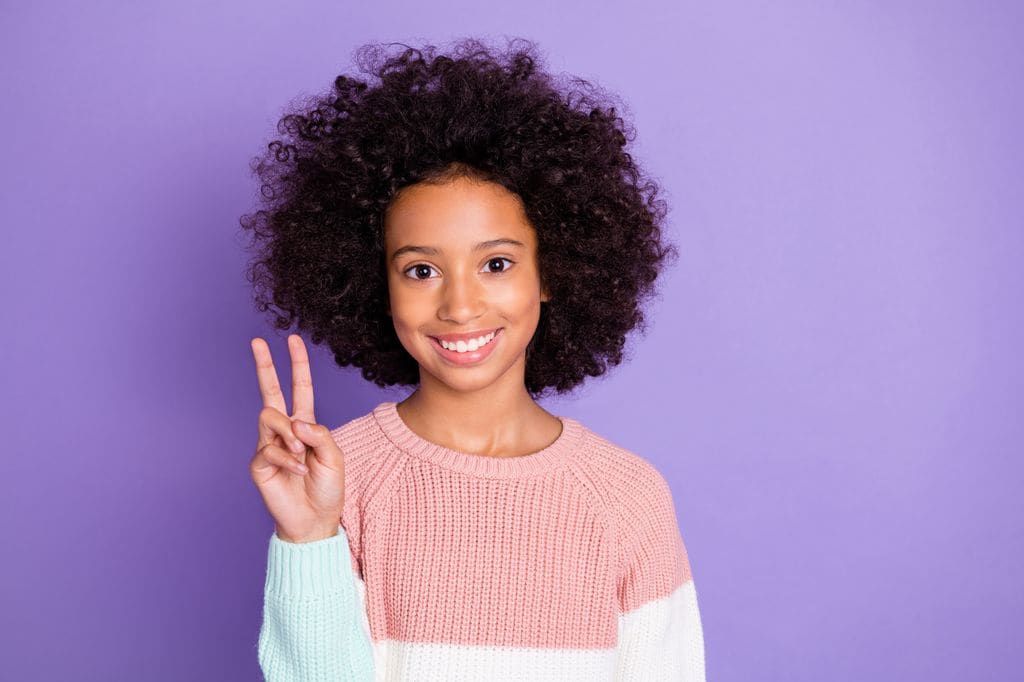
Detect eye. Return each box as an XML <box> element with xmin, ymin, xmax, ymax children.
<box><xmin>402</xmin><ymin>263</ymin><xmax>438</xmax><ymax>280</ymax></box>
<box><xmin>483</xmin><ymin>257</ymin><xmax>514</xmax><ymax>274</ymax></box>
<box><xmin>401</xmin><ymin>258</ymin><xmax>515</xmax><ymax>280</ymax></box>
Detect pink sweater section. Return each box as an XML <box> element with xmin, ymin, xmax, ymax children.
<box><xmin>334</xmin><ymin>401</ymin><xmax>697</xmax><ymax>651</ymax></box>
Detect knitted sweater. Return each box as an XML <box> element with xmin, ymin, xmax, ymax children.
<box><xmin>257</xmin><ymin>401</ymin><xmax>706</xmax><ymax>681</ymax></box>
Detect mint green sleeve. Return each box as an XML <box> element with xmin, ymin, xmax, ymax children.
<box><xmin>257</xmin><ymin>524</ymin><xmax>376</xmax><ymax>681</ymax></box>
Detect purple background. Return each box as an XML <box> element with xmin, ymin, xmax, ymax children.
<box><xmin>2</xmin><ymin>1</ymin><xmax>1020</xmax><ymax>679</ymax></box>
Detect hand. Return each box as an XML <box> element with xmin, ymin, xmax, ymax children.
<box><xmin>248</xmin><ymin>334</ymin><xmax>346</xmax><ymax>543</ymax></box>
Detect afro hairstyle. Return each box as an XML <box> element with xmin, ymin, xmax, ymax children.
<box><xmin>239</xmin><ymin>36</ymin><xmax>678</xmax><ymax>399</ymax></box>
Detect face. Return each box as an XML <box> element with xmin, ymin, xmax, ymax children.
<box><xmin>383</xmin><ymin>175</ymin><xmax>550</xmax><ymax>394</ymax></box>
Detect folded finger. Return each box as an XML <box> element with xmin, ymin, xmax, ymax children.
<box><xmin>252</xmin><ymin>442</ymin><xmax>309</xmax><ymax>476</ymax></box>
<box><xmin>258</xmin><ymin>406</ymin><xmax>307</xmax><ymax>454</ymax></box>
<box><xmin>290</xmin><ymin>419</ymin><xmax>343</xmax><ymax>469</ymax></box>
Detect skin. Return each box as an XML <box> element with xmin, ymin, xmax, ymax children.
<box><xmin>383</xmin><ymin>175</ymin><xmax>563</xmax><ymax>457</ymax></box>
<box><xmin>248</xmin><ymin>174</ymin><xmax>562</xmax><ymax>543</ymax></box>
<box><xmin>249</xmin><ymin>334</ymin><xmax>347</xmax><ymax>543</ymax></box>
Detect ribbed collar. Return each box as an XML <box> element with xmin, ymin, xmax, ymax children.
<box><xmin>371</xmin><ymin>401</ymin><xmax>583</xmax><ymax>479</ymax></box>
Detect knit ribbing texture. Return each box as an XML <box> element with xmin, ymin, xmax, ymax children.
<box><xmin>258</xmin><ymin>401</ymin><xmax>706</xmax><ymax>681</ymax></box>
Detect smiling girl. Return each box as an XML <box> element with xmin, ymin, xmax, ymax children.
<box><xmin>242</xmin><ymin>37</ymin><xmax>706</xmax><ymax>681</ymax></box>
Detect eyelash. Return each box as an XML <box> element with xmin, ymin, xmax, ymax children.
<box><xmin>402</xmin><ymin>257</ymin><xmax>515</xmax><ymax>281</ymax></box>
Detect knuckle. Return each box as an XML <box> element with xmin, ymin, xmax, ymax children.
<box><xmin>256</xmin><ymin>442</ymin><xmax>278</xmax><ymax>461</ymax></box>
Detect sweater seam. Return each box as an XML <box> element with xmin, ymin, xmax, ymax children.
<box><xmin>565</xmin><ymin>453</ymin><xmax>623</xmax><ymax>616</ymax></box>
<box><xmin>360</xmin><ymin>446</ymin><xmax>415</xmax><ymax>535</ymax></box>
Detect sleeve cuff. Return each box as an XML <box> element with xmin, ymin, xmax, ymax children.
<box><xmin>264</xmin><ymin>524</ymin><xmax>354</xmax><ymax>599</ymax></box>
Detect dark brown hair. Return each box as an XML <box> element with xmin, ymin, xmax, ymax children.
<box><xmin>239</xmin><ymin>37</ymin><xmax>678</xmax><ymax>398</ymax></box>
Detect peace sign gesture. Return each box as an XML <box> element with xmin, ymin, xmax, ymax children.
<box><xmin>249</xmin><ymin>334</ymin><xmax>346</xmax><ymax>544</ymax></box>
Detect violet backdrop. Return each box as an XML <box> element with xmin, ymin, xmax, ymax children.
<box><xmin>1</xmin><ymin>1</ymin><xmax>1020</xmax><ymax>679</ymax></box>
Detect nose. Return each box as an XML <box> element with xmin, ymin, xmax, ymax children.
<box><xmin>437</xmin><ymin>268</ymin><xmax>486</xmax><ymax>325</ymax></box>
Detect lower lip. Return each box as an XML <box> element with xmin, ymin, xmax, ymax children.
<box><xmin>429</xmin><ymin>329</ymin><xmax>503</xmax><ymax>366</ymax></box>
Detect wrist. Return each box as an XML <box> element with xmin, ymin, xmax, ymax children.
<box><xmin>275</xmin><ymin>523</ymin><xmax>339</xmax><ymax>544</ymax></box>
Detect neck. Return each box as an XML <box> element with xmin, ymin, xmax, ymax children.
<box><xmin>397</xmin><ymin>374</ymin><xmax>548</xmax><ymax>458</ymax></box>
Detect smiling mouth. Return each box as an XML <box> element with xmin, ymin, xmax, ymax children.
<box><xmin>428</xmin><ymin>328</ymin><xmax>504</xmax><ymax>365</ymax></box>
<box><xmin>429</xmin><ymin>328</ymin><xmax>502</xmax><ymax>350</ymax></box>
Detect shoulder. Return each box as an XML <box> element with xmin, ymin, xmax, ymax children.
<box><xmin>572</xmin><ymin>423</ymin><xmax>677</xmax><ymax>511</ymax></box>
<box><xmin>573</xmin><ymin>425</ymin><xmax>693</xmax><ymax>606</ymax></box>
<box><xmin>572</xmin><ymin>423</ymin><xmax>686</xmax><ymax>546</ymax></box>
<box><xmin>570</xmin><ymin>424</ymin><xmax>684</xmax><ymax>570</ymax></box>
<box><xmin>327</xmin><ymin>404</ymin><xmax>407</xmax><ymax>502</ymax></box>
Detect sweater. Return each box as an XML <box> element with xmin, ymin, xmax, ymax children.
<box><xmin>257</xmin><ymin>401</ymin><xmax>706</xmax><ymax>681</ymax></box>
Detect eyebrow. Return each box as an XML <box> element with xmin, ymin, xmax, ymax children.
<box><xmin>390</xmin><ymin>238</ymin><xmax>526</xmax><ymax>262</ymax></box>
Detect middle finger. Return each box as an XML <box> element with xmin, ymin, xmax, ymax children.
<box><xmin>288</xmin><ymin>334</ymin><xmax>316</xmax><ymax>423</ymax></box>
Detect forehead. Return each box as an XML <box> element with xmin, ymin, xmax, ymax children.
<box><xmin>384</xmin><ymin>177</ymin><xmax>536</xmax><ymax>251</ymax></box>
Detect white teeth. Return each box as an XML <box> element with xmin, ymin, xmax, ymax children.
<box><xmin>440</xmin><ymin>331</ymin><xmax>496</xmax><ymax>353</ymax></box>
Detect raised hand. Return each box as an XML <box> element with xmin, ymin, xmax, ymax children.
<box><xmin>249</xmin><ymin>334</ymin><xmax>346</xmax><ymax>543</ymax></box>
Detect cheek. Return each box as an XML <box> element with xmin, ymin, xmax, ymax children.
<box><xmin>386</xmin><ymin>284</ymin><xmax>419</xmax><ymax>320</ymax></box>
<box><xmin>491</xmin><ymin>277</ymin><xmax>543</xmax><ymax>311</ymax></box>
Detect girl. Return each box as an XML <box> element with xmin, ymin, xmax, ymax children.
<box><xmin>242</xmin><ymin>37</ymin><xmax>706</xmax><ymax>681</ymax></box>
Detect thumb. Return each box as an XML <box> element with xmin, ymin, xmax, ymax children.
<box><xmin>290</xmin><ymin>419</ymin><xmax>344</xmax><ymax>470</ymax></box>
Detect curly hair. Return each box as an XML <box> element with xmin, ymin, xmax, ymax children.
<box><xmin>239</xmin><ymin>36</ymin><xmax>678</xmax><ymax>399</ymax></box>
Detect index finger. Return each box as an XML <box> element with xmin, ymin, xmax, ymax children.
<box><xmin>250</xmin><ymin>337</ymin><xmax>288</xmax><ymax>415</ymax></box>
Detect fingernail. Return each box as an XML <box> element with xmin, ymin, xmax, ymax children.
<box><xmin>291</xmin><ymin>439</ymin><xmax>304</xmax><ymax>453</ymax></box>
<box><xmin>298</xmin><ymin>421</ymin><xmax>312</xmax><ymax>433</ymax></box>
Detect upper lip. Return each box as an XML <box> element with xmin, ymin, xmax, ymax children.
<box><xmin>430</xmin><ymin>327</ymin><xmax>502</xmax><ymax>343</ymax></box>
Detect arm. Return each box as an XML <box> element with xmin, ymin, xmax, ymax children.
<box><xmin>613</xmin><ymin>469</ymin><xmax>706</xmax><ymax>681</ymax></box>
<box><xmin>257</xmin><ymin>524</ymin><xmax>375</xmax><ymax>681</ymax></box>
<box><xmin>614</xmin><ymin>576</ymin><xmax>706</xmax><ymax>680</ymax></box>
